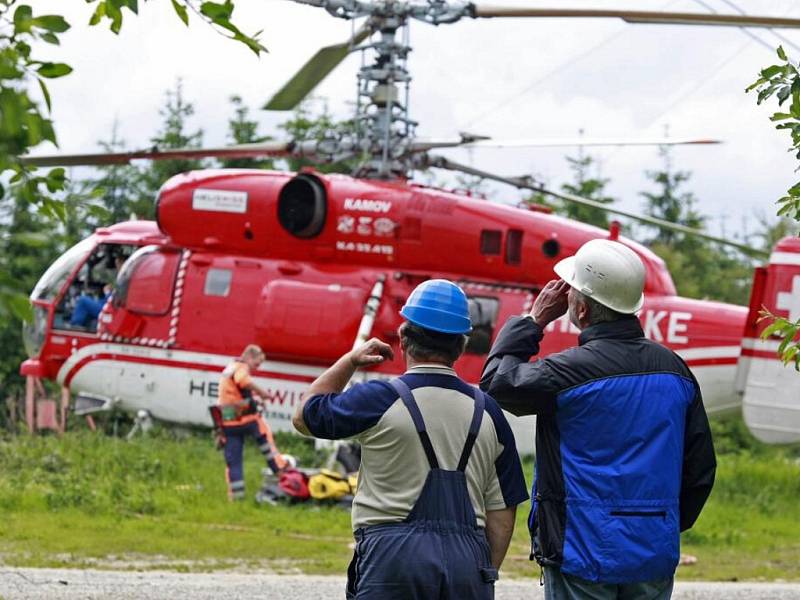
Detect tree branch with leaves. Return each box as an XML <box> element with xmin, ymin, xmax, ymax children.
<box><xmin>747</xmin><ymin>45</ymin><xmax>800</xmax><ymax>368</ymax></box>
<box><xmin>0</xmin><ymin>0</ymin><xmax>266</xmax><ymax>319</ymax></box>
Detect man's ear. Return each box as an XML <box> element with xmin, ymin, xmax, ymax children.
<box><xmin>397</xmin><ymin>323</ymin><xmax>407</xmax><ymax>351</ymax></box>
<box><xmin>578</xmin><ymin>298</ymin><xmax>591</xmax><ymax>325</ymax></box>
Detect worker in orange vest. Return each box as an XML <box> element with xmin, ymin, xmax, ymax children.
<box><xmin>217</xmin><ymin>344</ymin><xmax>288</xmax><ymax>500</ymax></box>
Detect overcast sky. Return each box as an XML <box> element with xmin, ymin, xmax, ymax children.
<box><xmin>29</xmin><ymin>0</ymin><xmax>800</xmax><ymax>243</ymax></box>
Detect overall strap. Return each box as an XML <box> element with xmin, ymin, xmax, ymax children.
<box><xmin>457</xmin><ymin>387</ymin><xmax>486</xmax><ymax>472</ymax></box>
<box><xmin>389</xmin><ymin>378</ymin><xmax>439</xmax><ymax>470</ymax></box>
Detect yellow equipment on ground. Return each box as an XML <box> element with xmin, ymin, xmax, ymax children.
<box><xmin>308</xmin><ymin>469</ymin><xmax>356</xmax><ymax>500</ymax></box>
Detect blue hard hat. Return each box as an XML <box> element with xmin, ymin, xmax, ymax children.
<box><xmin>400</xmin><ymin>279</ymin><xmax>472</xmax><ymax>334</ymax></box>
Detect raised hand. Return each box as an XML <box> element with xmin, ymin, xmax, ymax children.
<box><xmin>349</xmin><ymin>337</ymin><xmax>395</xmax><ymax>368</ymax></box>
<box><xmin>530</xmin><ymin>279</ymin><xmax>570</xmax><ymax>328</ymax></box>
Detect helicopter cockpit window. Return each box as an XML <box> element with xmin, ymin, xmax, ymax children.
<box><xmin>204</xmin><ymin>268</ymin><xmax>232</xmax><ymax>297</ymax></box>
<box><xmin>115</xmin><ymin>246</ymin><xmax>180</xmax><ymax>315</ymax></box>
<box><xmin>32</xmin><ymin>238</ymin><xmax>95</xmax><ymax>302</ymax></box>
<box><xmin>480</xmin><ymin>230</ymin><xmax>502</xmax><ymax>256</ymax></box>
<box><xmin>466</xmin><ymin>296</ymin><xmax>499</xmax><ymax>355</ymax></box>
<box><xmin>51</xmin><ymin>242</ymin><xmax>135</xmax><ymax>332</ymax></box>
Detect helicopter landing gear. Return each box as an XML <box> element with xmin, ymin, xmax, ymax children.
<box><xmin>126</xmin><ymin>409</ymin><xmax>154</xmax><ymax>439</ymax></box>
<box><xmin>24</xmin><ymin>377</ymin><xmax>70</xmax><ymax>435</ymax></box>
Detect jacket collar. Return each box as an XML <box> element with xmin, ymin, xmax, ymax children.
<box><xmin>578</xmin><ymin>315</ymin><xmax>644</xmax><ymax>345</ymax></box>
<box><xmin>405</xmin><ymin>363</ymin><xmax>457</xmax><ymax>376</ymax></box>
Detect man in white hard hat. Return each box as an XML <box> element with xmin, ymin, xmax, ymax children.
<box><xmin>481</xmin><ymin>239</ymin><xmax>716</xmax><ymax>600</ymax></box>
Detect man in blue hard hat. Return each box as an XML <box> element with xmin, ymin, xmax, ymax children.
<box><xmin>293</xmin><ymin>279</ymin><xmax>528</xmax><ymax>600</ymax></box>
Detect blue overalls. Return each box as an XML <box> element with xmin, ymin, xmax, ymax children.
<box><xmin>346</xmin><ymin>378</ymin><xmax>499</xmax><ymax>599</ymax></box>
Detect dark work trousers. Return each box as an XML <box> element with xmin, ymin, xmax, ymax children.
<box><xmin>544</xmin><ymin>566</ymin><xmax>674</xmax><ymax>600</ymax></box>
<box><xmin>223</xmin><ymin>418</ymin><xmax>281</xmax><ymax>500</ymax></box>
<box><xmin>346</xmin><ymin>378</ymin><xmax>498</xmax><ymax>600</ymax></box>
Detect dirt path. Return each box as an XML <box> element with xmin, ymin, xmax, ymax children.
<box><xmin>2</xmin><ymin>568</ymin><xmax>799</xmax><ymax>599</ymax></box>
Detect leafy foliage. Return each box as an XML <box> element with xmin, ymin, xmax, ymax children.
<box><xmin>136</xmin><ymin>80</ymin><xmax>206</xmax><ymax>210</ymax></box>
<box><xmin>220</xmin><ymin>95</ymin><xmax>275</xmax><ymax>170</ymax></box>
<box><xmin>522</xmin><ymin>152</ymin><xmax>615</xmax><ymax>228</ymax></box>
<box><xmin>279</xmin><ymin>99</ymin><xmax>360</xmax><ymax>174</ymax></box>
<box><xmin>559</xmin><ymin>153</ymin><xmax>616</xmax><ymax>228</ymax></box>
<box><xmin>0</xmin><ymin>186</ymin><xmax>62</xmax><ymax>407</ymax></box>
<box><xmin>639</xmin><ymin>146</ymin><xmax>753</xmax><ymax>305</ymax></box>
<box><xmin>0</xmin><ymin>0</ymin><xmax>264</xmax><ymax>316</ymax></box>
<box><xmin>747</xmin><ymin>46</ymin><xmax>800</xmax><ymax>365</ymax></box>
<box><xmin>759</xmin><ymin>311</ymin><xmax>800</xmax><ymax>369</ymax></box>
<box><xmin>81</xmin><ymin>122</ymin><xmax>145</xmax><ymax>223</ymax></box>
<box><xmin>640</xmin><ymin>147</ymin><xmax>705</xmax><ymax>245</ymax></box>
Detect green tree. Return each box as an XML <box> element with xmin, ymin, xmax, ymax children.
<box><xmin>639</xmin><ymin>147</ymin><xmax>752</xmax><ymax>305</ymax></box>
<box><xmin>0</xmin><ymin>0</ymin><xmax>265</xmax><ymax>316</ymax></box>
<box><xmin>556</xmin><ymin>152</ymin><xmax>615</xmax><ymax>228</ymax></box>
<box><xmin>85</xmin><ymin>122</ymin><xmax>145</xmax><ymax>223</ymax></box>
<box><xmin>278</xmin><ymin>99</ymin><xmax>358</xmax><ymax>173</ymax></box>
<box><xmin>136</xmin><ymin>80</ymin><xmax>205</xmax><ymax>215</ymax></box>
<box><xmin>752</xmin><ymin>213</ymin><xmax>799</xmax><ymax>252</ymax></box>
<box><xmin>747</xmin><ymin>46</ymin><xmax>800</xmax><ymax>367</ymax></box>
<box><xmin>220</xmin><ymin>95</ymin><xmax>275</xmax><ymax>170</ymax></box>
<box><xmin>0</xmin><ymin>186</ymin><xmax>62</xmax><ymax>427</ymax></box>
<box><xmin>640</xmin><ymin>146</ymin><xmax>705</xmax><ymax>245</ymax></box>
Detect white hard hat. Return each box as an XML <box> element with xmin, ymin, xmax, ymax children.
<box><xmin>553</xmin><ymin>239</ymin><xmax>645</xmax><ymax>314</ymax></box>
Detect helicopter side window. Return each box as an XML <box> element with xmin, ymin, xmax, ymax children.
<box><xmin>466</xmin><ymin>296</ymin><xmax>499</xmax><ymax>355</ymax></box>
<box><xmin>204</xmin><ymin>268</ymin><xmax>233</xmax><ymax>297</ymax></box>
<box><xmin>115</xmin><ymin>246</ymin><xmax>180</xmax><ymax>315</ymax></box>
<box><xmin>480</xmin><ymin>230</ymin><xmax>502</xmax><ymax>256</ymax></box>
<box><xmin>505</xmin><ymin>229</ymin><xmax>523</xmax><ymax>266</ymax></box>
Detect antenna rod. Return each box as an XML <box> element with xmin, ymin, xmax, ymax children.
<box><xmin>425</xmin><ymin>155</ymin><xmax>768</xmax><ymax>258</ymax></box>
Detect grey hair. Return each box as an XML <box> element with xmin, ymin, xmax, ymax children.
<box><xmin>574</xmin><ymin>291</ymin><xmax>624</xmax><ymax>326</ymax></box>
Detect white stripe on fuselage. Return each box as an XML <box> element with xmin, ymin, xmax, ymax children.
<box><xmin>769</xmin><ymin>251</ymin><xmax>800</xmax><ymax>266</ymax></box>
<box><xmin>741</xmin><ymin>338</ymin><xmax>783</xmax><ymax>352</ymax></box>
<box><xmin>56</xmin><ymin>343</ymin><xmax>326</xmax><ymax>384</ymax></box>
<box><xmin>676</xmin><ymin>345</ymin><xmax>740</xmax><ymax>361</ymax></box>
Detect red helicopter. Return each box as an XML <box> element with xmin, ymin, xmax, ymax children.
<box><xmin>19</xmin><ymin>4</ymin><xmax>800</xmax><ymax>449</ymax></box>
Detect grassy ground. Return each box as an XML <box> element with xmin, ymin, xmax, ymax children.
<box><xmin>0</xmin><ymin>417</ymin><xmax>798</xmax><ymax>580</ymax></box>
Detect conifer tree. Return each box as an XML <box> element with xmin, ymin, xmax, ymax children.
<box><xmin>136</xmin><ymin>80</ymin><xmax>205</xmax><ymax>215</ymax></box>
<box><xmin>560</xmin><ymin>153</ymin><xmax>615</xmax><ymax>229</ymax></box>
<box><xmin>221</xmin><ymin>95</ymin><xmax>275</xmax><ymax>170</ymax></box>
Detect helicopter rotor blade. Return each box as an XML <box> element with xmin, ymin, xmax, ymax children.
<box><xmin>264</xmin><ymin>20</ymin><xmax>373</xmax><ymax>111</ymax></box>
<box><xmin>435</xmin><ymin>137</ymin><xmax>723</xmax><ymax>150</ymax></box>
<box><xmin>463</xmin><ymin>137</ymin><xmax>722</xmax><ymax>148</ymax></box>
<box><xmin>20</xmin><ymin>141</ymin><xmax>294</xmax><ymax>167</ymax></box>
<box><xmin>410</xmin><ymin>136</ymin><xmax>721</xmax><ymax>153</ymax></box>
<box><xmin>468</xmin><ymin>7</ymin><xmax>800</xmax><ymax>29</ymax></box>
<box><xmin>425</xmin><ymin>154</ymin><xmax>768</xmax><ymax>258</ymax></box>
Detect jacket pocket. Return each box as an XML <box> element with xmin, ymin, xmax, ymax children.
<box><xmin>600</xmin><ymin>504</ymin><xmax>679</xmax><ymax>583</ymax></box>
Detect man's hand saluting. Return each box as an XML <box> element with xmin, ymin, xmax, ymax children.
<box><xmin>530</xmin><ymin>279</ymin><xmax>570</xmax><ymax>328</ymax></box>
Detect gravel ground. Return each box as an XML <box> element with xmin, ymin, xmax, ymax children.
<box><xmin>1</xmin><ymin>569</ymin><xmax>799</xmax><ymax>600</ymax></box>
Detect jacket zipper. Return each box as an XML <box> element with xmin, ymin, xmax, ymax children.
<box><xmin>610</xmin><ymin>510</ymin><xmax>666</xmax><ymax>517</ymax></box>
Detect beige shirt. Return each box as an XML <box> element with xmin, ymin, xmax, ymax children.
<box><xmin>302</xmin><ymin>364</ymin><xmax>528</xmax><ymax>530</ymax></box>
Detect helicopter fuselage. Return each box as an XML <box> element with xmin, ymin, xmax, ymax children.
<box><xmin>21</xmin><ymin>169</ymin><xmax>750</xmax><ymax>450</ymax></box>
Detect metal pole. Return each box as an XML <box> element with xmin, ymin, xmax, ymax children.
<box><xmin>425</xmin><ymin>155</ymin><xmax>769</xmax><ymax>259</ymax></box>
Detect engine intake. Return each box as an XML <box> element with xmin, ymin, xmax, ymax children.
<box><xmin>277</xmin><ymin>174</ymin><xmax>327</xmax><ymax>238</ymax></box>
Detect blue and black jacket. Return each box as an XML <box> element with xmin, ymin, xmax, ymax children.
<box><xmin>480</xmin><ymin>315</ymin><xmax>716</xmax><ymax>584</ymax></box>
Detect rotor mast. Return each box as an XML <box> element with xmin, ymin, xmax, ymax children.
<box><xmin>291</xmin><ymin>0</ymin><xmax>468</xmax><ymax>178</ymax></box>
